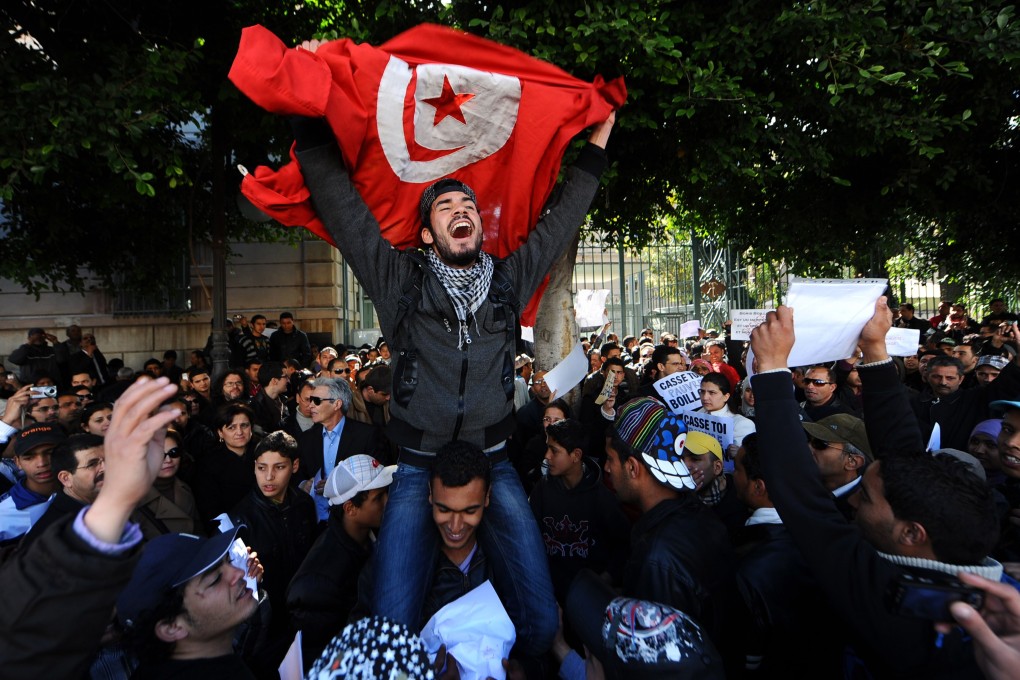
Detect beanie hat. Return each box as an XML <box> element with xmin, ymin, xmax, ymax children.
<box><xmin>419</xmin><ymin>178</ymin><xmax>477</xmax><ymax>229</ymax></box>
<box><xmin>612</xmin><ymin>397</ymin><xmax>695</xmax><ymax>491</ymax></box>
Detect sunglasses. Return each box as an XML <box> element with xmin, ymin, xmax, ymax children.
<box><xmin>805</xmin><ymin>379</ymin><xmax>833</xmax><ymax>386</ymax></box>
<box><xmin>309</xmin><ymin>396</ymin><xmax>338</xmax><ymax>406</ymax></box>
<box><xmin>164</xmin><ymin>447</ymin><xmax>182</xmax><ymax>459</ymax></box>
<box><xmin>808</xmin><ymin>438</ymin><xmax>842</xmax><ymax>452</ymax></box>
<box><xmin>331</xmin><ymin>368</ymin><xmax>350</xmax><ymax>375</ymax></box>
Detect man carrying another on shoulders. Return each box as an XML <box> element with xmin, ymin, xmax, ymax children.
<box><xmin>284</xmin><ymin>37</ymin><xmax>617</xmax><ymax>655</ymax></box>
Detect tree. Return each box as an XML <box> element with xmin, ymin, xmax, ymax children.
<box><xmin>0</xmin><ymin>0</ymin><xmax>331</xmax><ymax>296</ymax></box>
<box><xmin>4</xmin><ymin>0</ymin><xmax>1018</xmax><ymax>300</ymax></box>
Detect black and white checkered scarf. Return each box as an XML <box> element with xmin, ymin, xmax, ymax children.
<box><xmin>426</xmin><ymin>248</ymin><xmax>494</xmax><ymax>349</ymax></box>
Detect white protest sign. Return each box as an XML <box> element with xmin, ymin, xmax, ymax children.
<box><xmin>678</xmin><ymin>411</ymin><xmax>734</xmax><ymax>451</ymax></box>
<box><xmin>679</xmin><ymin>319</ymin><xmax>701</xmax><ymax>339</ymax></box>
<box><xmin>521</xmin><ymin>325</ymin><xmax>534</xmax><ymax>343</ymax></box>
<box><xmin>786</xmin><ymin>278</ymin><xmax>888</xmax><ymax>366</ymax></box>
<box><xmin>575</xmin><ymin>289</ymin><xmax>611</xmax><ymax>328</ymax></box>
<box><xmin>654</xmin><ymin>371</ymin><xmax>703</xmax><ymax>414</ymax></box>
<box><xmin>543</xmin><ymin>342</ymin><xmax>589</xmax><ymax>400</ymax></box>
<box><xmin>885</xmin><ymin>327</ymin><xmax>921</xmax><ymax>357</ymax></box>
<box><xmin>730</xmin><ymin>309</ymin><xmax>771</xmax><ymax>341</ymax></box>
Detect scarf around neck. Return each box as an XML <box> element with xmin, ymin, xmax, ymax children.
<box><xmin>426</xmin><ymin>249</ymin><xmax>494</xmax><ymax>349</ymax></box>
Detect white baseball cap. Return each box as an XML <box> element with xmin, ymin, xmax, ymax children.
<box><xmin>325</xmin><ymin>455</ymin><xmax>396</xmax><ymax>505</ymax></box>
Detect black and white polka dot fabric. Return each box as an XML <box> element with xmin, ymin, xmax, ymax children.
<box><xmin>306</xmin><ymin>616</ymin><xmax>436</xmax><ymax>680</ymax></box>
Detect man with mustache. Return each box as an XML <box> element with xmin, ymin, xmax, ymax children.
<box><xmin>20</xmin><ymin>433</ymin><xmax>105</xmax><ymax>549</ymax></box>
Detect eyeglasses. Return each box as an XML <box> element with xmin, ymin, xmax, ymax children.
<box><xmin>33</xmin><ymin>406</ymin><xmax>59</xmax><ymax>413</ymax></box>
<box><xmin>163</xmin><ymin>447</ymin><xmax>182</xmax><ymax>459</ymax></box>
<box><xmin>77</xmin><ymin>458</ymin><xmax>105</xmax><ymax>471</ymax></box>
<box><xmin>332</xmin><ymin>368</ymin><xmax>350</xmax><ymax>375</ymax></box>
<box><xmin>805</xmin><ymin>379</ymin><xmax>833</xmax><ymax>386</ymax></box>
<box><xmin>223</xmin><ymin>381</ymin><xmax>243</xmax><ymax>388</ymax></box>
<box><xmin>308</xmin><ymin>396</ymin><xmax>338</xmax><ymax>406</ymax></box>
<box><xmin>532</xmin><ymin>379</ymin><xmax>546</xmax><ymax>386</ymax></box>
<box><xmin>76</xmin><ymin>393</ymin><xmax>94</xmax><ymax>401</ymax></box>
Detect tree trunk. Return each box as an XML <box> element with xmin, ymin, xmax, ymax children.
<box><xmin>534</xmin><ymin>230</ymin><xmax>581</xmax><ymax>405</ymax></box>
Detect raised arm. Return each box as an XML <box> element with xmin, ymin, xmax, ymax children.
<box><xmin>856</xmin><ymin>296</ymin><xmax>924</xmax><ymax>457</ymax></box>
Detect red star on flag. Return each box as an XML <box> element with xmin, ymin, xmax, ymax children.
<box><xmin>423</xmin><ymin>75</ymin><xmax>475</xmax><ymax>125</ymax></box>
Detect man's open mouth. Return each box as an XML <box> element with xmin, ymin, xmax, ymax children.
<box><xmin>450</xmin><ymin>219</ymin><xmax>473</xmax><ymax>239</ymax></box>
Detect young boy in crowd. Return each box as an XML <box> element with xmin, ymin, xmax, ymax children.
<box><xmin>228</xmin><ymin>431</ymin><xmax>318</xmax><ymax>663</ymax></box>
<box><xmin>529</xmin><ymin>419</ymin><xmax>631</xmax><ymax>603</ymax></box>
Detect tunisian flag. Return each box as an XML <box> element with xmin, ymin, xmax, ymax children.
<box><xmin>229</xmin><ymin>24</ymin><xmax>626</xmax><ymax>325</ymax></box>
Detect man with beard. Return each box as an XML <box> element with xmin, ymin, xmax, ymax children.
<box><xmin>288</xmin><ymin>51</ymin><xmax>615</xmax><ymax>653</ymax></box>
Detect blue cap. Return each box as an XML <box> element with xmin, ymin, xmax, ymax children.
<box><xmin>117</xmin><ymin>527</ymin><xmax>243</xmax><ymax>629</ymax></box>
<box><xmin>990</xmin><ymin>400</ymin><xmax>1020</xmax><ymax>416</ymax></box>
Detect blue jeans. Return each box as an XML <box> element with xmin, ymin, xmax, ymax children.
<box><xmin>371</xmin><ymin>450</ymin><xmax>557</xmax><ymax>655</ymax></box>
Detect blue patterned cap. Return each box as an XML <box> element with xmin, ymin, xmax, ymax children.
<box><xmin>612</xmin><ymin>397</ymin><xmax>696</xmax><ymax>491</ymax></box>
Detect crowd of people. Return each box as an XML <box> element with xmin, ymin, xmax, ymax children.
<box><xmin>4</xmin><ymin>40</ymin><xmax>1020</xmax><ymax>677</ymax></box>
<box><xmin>2</xmin><ymin>292</ymin><xmax>1020</xmax><ymax>679</ymax></box>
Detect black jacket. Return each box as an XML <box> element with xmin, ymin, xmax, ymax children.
<box><xmin>286</xmin><ymin>513</ymin><xmax>372</xmax><ymax>668</ymax></box>
<box><xmin>230</xmin><ymin>486</ymin><xmax>318</xmax><ymax>630</ymax></box>
<box><xmin>623</xmin><ymin>493</ymin><xmax>736</xmax><ymax>648</ymax></box>
<box><xmin>294</xmin><ymin>419</ymin><xmax>379</xmax><ymax>483</ymax></box>
<box><xmin>528</xmin><ymin>460</ymin><xmax>631</xmax><ymax>602</ymax></box>
<box><xmin>18</xmin><ymin>492</ymin><xmax>84</xmax><ymax>550</ymax></box>
<box><xmin>734</xmin><ymin>521</ymin><xmax>843</xmax><ymax>678</ymax></box>
<box><xmin>910</xmin><ymin>360</ymin><xmax>1020</xmax><ymax>451</ymax></box>
<box><xmin>756</xmin><ymin>361</ymin><xmax>995</xmax><ymax>677</ymax></box>
<box><xmin>269</xmin><ymin>328</ymin><xmax>312</xmax><ymax>368</ymax></box>
<box><xmin>191</xmin><ymin>442</ymin><xmax>257</xmax><ymax>522</ymax></box>
<box><xmin>0</xmin><ymin>515</ymin><xmax>142</xmax><ymax>678</ymax></box>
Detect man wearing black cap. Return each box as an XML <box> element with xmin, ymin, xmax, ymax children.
<box><xmin>119</xmin><ymin>528</ymin><xmax>262</xmax><ymax>678</ymax></box>
<box><xmin>290</xmin><ymin>82</ymin><xmax>615</xmax><ymax>652</ymax></box>
<box><xmin>0</xmin><ymin>423</ymin><xmax>64</xmax><ymax>544</ymax></box>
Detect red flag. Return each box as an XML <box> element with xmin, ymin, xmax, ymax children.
<box><xmin>229</xmin><ymin>24</ymin><xmax>626</xmax><ymax>325</ymax></box>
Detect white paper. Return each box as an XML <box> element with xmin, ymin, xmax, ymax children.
<box><xmin>885</xmin><ymin>327</ymin><xmax>921</xmax><ymax>357</ymax></box>
<box><xmin>654</xmin><ymin>371</ymin><xmax>704</xmax><ymax>413</ymax></box>
<box><xmin>679</xmin><ymin>319</ymin><xmax>701</xmax><ymax>339</ymax></box>
<box><xmin>520</xmin><ymin>325</ymin><xmax>534</xmax><ymax>343</ymax></box>
<box><xmin>678</xmin><ymin>411</ymin><xmax>734</xmax><ymax>450</ymax></box>
<box><xmin>421</xmin><ymin>581</ymin><xmax>515</xmax><ymax>680</ymax></box>
<box><xmin>542</xmin><ymin>342</ymin><xmax>589</xmax><ymax>400</ymax></box>
<box><xmin>785</xmin><ymin>278</ymin><xmax>887</xmax><ymax>366</ymax></box>
<box><xmin>227</xmin><ymin>538</ymin><xmax>259</xmax><ymax>601</ymax></box>
<box><xmin>730</xmin><ymin>309</ymin><xmax>771</xmax><ymax>341</ymax></box>
<box><xmin>575</xmin><ymin>289</ymin><xmax>611</xmax><ymax>328</ymax></box>
<box><xmin>278</xmin><ymin>631</ymin><xmax>303</xmax><ymax>680</ymax></box>
<box><xmin>927</xmin><ymin>423</ymin><xmax>941</xmax><ymax>453</ymax></box>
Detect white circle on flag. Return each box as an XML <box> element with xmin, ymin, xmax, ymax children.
<box><xmin>377</xmin><ymin>57</ymin><xmax>521</xmax><ymax>183</ymax></box>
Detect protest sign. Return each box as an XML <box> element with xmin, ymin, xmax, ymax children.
<box><xmin>786</xmin><ymin>278</ymin><xmax>887</xmax><ymax>366</ymax></box>
<box><xmin>730</xmin><ymin>309</ymin><xmax>771</xmax><ymax>341</ymax></box>
<box><xmin>678</xmin><ymin>411</ymin><xmax>734</xmax><ymax>451</ymax></box>
<box><xmin>679</xmin><ymin>319</ymin><xmax>701</xmax><ymax>339</ymax></box>
<box><xmin>543</xmin><ymin>342</ymin><xmax>588</xmax><ymax>399</ymax></box>
<box><xmin>654</xmin><ymin>371</ymin><xmax>703</xmax><ymax>413</ymax></box>
<box><xmin>885</xmin><ymin>327</ymin><xmax>921</xmax><ymax>357</ymax></box>
<box><xmin>575</xmin><ymin>289</ymin><xmax>611</xmax><ymax>328</ymax></box>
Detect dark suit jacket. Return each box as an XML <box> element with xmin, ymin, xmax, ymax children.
<box><xmin>295</xmin><ymin>418</ymin><xmax>380</xmax><ymax>483</ymax></box>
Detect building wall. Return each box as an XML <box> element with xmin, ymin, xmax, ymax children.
<box><xmin>0</xmin><ymin>236</ymin><xmax>369</xmax><ymax>373</ymax></box>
